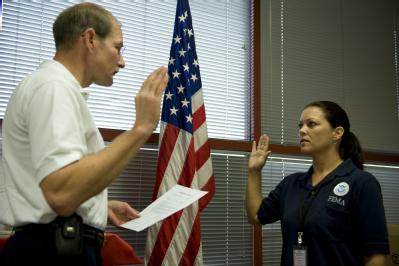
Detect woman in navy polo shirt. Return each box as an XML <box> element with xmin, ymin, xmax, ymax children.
<box><xmin>246</xmin><ymin>101</ymin><xmax>389</xmax><ymax>266</ymax></box>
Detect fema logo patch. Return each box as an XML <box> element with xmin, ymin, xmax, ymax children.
<box><xmin>333</xmin><ymin>182</ymin><xmax>350</xmax><ymax>196</ymax></box>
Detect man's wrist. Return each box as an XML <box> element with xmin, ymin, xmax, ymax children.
<box><xmin>129</xmin><ymin>124</ymin><xmax>154</xmax><ymax>140</ymax></box>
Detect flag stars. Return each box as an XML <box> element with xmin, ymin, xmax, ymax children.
<box><xmin>181</xmin><ymin>98</ymin><xmax>190</xmax><ymax>108</ymax></box>
<box><xmin>178</xmin><ymin>13</ymin><xmax>187</xmax><ymax>23</ymax></box>
<box><xmin>183</xmin><ymin>63</ymin><xmax>190</xmax><ymax>72</ymax></box>
<box><xmin>190</xmin><ymin>73</ymin><xmax>198</xmax><ymax>82</ymax></box>
<box><xmin>165</xmin><ymin>91</ymin><xmax>174</xmax><ymax>100</ymax></box>
<box><xmin>177</xmin><ymin>84</ymin><xmax>185</xmax><ymax>94</ymax></box>
<box><xmin>187</xmin><ymin>42</ymin><xmax>191</xmax><ymax>50</ymax></box>
<box><xmin>192</xmin><ymin>59</ymin><xmax>199</xmax><ymax>67</ymax></box>
<box><xmin>169</xmin><ymin>57</ymin><xmax>175</xmax><ymax>65</ymax></box>
<box><xmin>174</xmin><ymin>35</ymin><xmax>182</xmax><ymax>44</ymax></box>
<box><xmin>172</xmin><ymin>69</ymin><xmax>181</xmax><ymax>78</ymax></box>
<box><xmin>185</xmin><ymin>114</ymin><xmax>193</xmax><ymax>124</ymax></box>
<box><xmin>178</xmin><ymin>48</ymin><xmax>187</xmax><ymax>57</ymax></box>
<box><xmin>187</xmin><ymin>29</ymin><xmax>194</xmax><ymax>38</ymax></box>
<box><xmin>170</xmin><ymin>106</ymin><xmax>178</xmax><ymax>116</ymax></box>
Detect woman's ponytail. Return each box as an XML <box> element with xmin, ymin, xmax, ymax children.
<box><xmin>340</xmin><ymin>131</ymin><xmax>364</xmax><ymax>170</ymax></box>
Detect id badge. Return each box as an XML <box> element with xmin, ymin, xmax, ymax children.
<box><xmin>293</xmin><ymin>245</ymin><xmax>307</xmax><ymax>266</ymax></box>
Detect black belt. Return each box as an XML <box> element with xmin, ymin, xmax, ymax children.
<box><xmin>15</xmin><ymin>222</ymin><xmax>105</xmax><ymax>246</ymax></box>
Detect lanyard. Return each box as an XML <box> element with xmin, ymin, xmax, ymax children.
<box><xmin>297</xmin><ymin>184</ymin><xmax>321</xmax><ymax>245</ymax></box>
<box><xmin>293</xmin><ymin>184</ymin><xmax>321</xmax><ymax>266</ymax></box>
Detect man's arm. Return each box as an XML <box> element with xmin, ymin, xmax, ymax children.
<box><xmin>40</xmin><ymin>67</ymin><xmax>168</xmax><ymax>217</ymax></box>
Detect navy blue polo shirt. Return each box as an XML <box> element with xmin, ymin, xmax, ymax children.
<box><xmin>257</xmin><ymin>159</ymin><xmax>390</xmax><ymax>266</ymax></box>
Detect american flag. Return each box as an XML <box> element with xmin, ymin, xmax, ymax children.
<box><xmin>144</xmin><ymin>0</ymin><xmax>215</xmax><ymax>265</ymax></box>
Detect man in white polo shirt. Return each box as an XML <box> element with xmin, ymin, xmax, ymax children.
<box><xmin>0</xmin><ymin>3</ymin><xmax>168</xmax><ymax>265</ymax></box>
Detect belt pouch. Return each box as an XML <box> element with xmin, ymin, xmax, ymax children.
<box><xmin>54</xmin><ymin>214</ymin><xmax>83</xmax><ymax>255</ymax></box>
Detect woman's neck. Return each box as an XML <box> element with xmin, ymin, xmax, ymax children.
<box><xmin>311</xmin><ymin>152</ymin><xmax>343</xmax><ymax>186</ymax></box>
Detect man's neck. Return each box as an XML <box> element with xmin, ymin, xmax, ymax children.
<box><xmin>53</xmin><ymin>49</ymin><xmax>89</xmax><ymax>88</ymax></box>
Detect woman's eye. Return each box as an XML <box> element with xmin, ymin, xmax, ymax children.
<box><xmin>308</xmin><ymin>121</ymin><xmax>316</xmax><ymax>128</ymax></box>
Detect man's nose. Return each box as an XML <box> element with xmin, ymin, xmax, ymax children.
<box><xmin>118</xmin><ymin>55</ymin><xmax>125</xmax><ymax>69</ymax></box>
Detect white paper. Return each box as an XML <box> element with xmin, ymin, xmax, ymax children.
<box><xmin>120</xmin><ymin>184</ymin><xmax>208</xmax><ymax>232</ymax></box>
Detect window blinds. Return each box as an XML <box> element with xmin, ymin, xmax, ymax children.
<box><xmin>0</xmin><ymin>0</ymin><xmax>250</xmax><ymax>140</ymax></box>
<box><xmin>261</xmin><ymin>0</ymin><xmax>399</xmax><ymax>153</ymax></box>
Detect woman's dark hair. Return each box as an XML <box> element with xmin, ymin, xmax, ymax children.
<box><xmin>305</xmin><ymin>101</ymin><xmax>364</xmax><ymax>169</ymax></box>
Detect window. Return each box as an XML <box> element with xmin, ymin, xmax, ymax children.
<box><xmin>0</xmin><ymin>0</ymin><xmax>250</xmax><ymax>140</ymax></box>
<box><xmin>260</xmin><ymin>0</ymin><xmax>399</xmax><ymax>264</ymax></box>
<box><xmin>0</xmin><ymin>1</ymin><xmax>254</xmax><ymax>265</ymax></box>
<box><xmin>261</xmin><ymin>0</ymin><xmax>399</xmax><ymax>153</ymax></box>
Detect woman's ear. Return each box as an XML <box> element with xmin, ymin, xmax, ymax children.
<box><xmin>333</xmin><ymin>126</ymin><xmax>344</xmax><ymax>142</ymax></box>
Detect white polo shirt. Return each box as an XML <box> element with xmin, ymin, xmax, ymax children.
<box><xmin>0</xmin><ymin>60</ymin><xmax>107</xmax><ymax>230</ymax></box>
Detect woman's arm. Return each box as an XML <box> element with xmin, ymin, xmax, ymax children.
<box><xmin>364</xmin><ymin>254</ymin><xmax>386</xmax><ymax>266</ymax></box>
<box><xmin>245</xmin><ymin>134</ymin><xmax>271</xmax><ymax>224</ymax></box>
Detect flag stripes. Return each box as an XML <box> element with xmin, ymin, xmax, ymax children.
<box><xmin>145</xmin><ymin>0</ymin><xmax>215</xmax><ymax>264</ymax></box>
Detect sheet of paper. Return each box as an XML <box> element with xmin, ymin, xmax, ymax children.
<box><xmin>120</xmin><ymin>184</ymin><xmax>208</xmax><ymax>232</ymax></box>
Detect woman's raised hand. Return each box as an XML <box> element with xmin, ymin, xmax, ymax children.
<box><xmin>248</xmin><ymin>134</ymin><xmax>271</xmax><ymax>171</ymax></box>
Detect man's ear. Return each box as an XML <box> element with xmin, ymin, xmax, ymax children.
<box><xmin>333</xmin><ymin>126</ymin><xmax>344</xmax><ymax>142</ymax></box>
<box><xmin>81</xmin><ymin>28</ymin><xmax>96</xmax><ymax>52</ymax></box>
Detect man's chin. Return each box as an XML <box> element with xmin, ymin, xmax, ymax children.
<box><xmin>95</xmin><ymin>79</ymin><xmax>113</xmax><ymax>87</ymax></box>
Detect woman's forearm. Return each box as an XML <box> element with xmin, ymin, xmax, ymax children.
<box><xmin>245</xmin><ymin>170</ymin><xmax>263</xmax><ymax>224</ymax></box>
<box><xmin>364</xmin><ymin>254</ymin><xmax>386</xmax><ymax>266</ymax></box>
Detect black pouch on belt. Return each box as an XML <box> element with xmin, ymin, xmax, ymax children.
<box><xmin>54</xmin><ymin>213</ymin><xmax>84</xmax><ymax>256</ymax></box>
